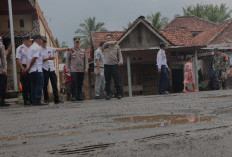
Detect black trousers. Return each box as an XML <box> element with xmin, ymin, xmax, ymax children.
<box><xmin>71</xmin><ymin>72</ymin><xmax>84</xmax><ymax>99</ymax></box>
<box><xmin>104</xmin><ymin>65</ymin><xmax>122</xmax><ymax>96</ymax></box>
<box><xmin>0</xmin><ymin>74</ymin><xmax>7</xmax><ymax>104</ymax></box>
<box><xmin>20</xmin><ymin>65</ymin><xmax>31</xmax><ymax>103</ymax></box>
<box><xmin>43</xmin><ymin>69</ymin><xmax>59</xmax><ymax>102</ymax></box>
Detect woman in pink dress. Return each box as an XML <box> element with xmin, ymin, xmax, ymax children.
<box><xmin>183</xmin><ymin>57</ymin><xmax>198</xmax><ymax>92</ymax></box>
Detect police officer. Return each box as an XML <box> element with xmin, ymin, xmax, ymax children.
<box><xmin>65</xmin><ymin>37</ymin><xmax>89</xmax><ymax>101</ymax></box>
<box><xmin>94</xmin><ymin>41</ymin><xmax>105</xmax><ymax>99</ymax></box>
<box><xmin>157</xmin><ymin>42</ymin><xmax>170</xmax><ymax>94</ymax></box>
<box><xmin>27</xmin><ymin>35</ymin><xmax>47</xmax><ymax>106</ymax></box>
<box><xmin>103</xmin><ymin>34</ymin><xmax>123</xmax><ymax>100</ymax></box>
<box><xmin>0</xmin><ymin>36</ymin><xmax>10</xmax><ymax>107</ymax></box>
<box><xmin>41</xmin><ymin>37</ymin><xmax>71</xmax><ymax>104</ymax></box>
<box><xmin>16</xmin><ymin>35</ymin><xmax>33</xmax><ymax>105</ymax></box>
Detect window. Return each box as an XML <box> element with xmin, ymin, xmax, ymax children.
<box><xmin>20</xmin><ymin>19</ymin><xmax>24</xmax><ymax>27</ymax></box>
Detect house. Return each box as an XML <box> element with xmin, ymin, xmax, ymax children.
<box><xmin>0</xmin><ymin>0</ymin><xmax>60</xmax><ymax>93</ymax></box>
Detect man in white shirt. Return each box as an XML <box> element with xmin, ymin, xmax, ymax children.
<box><xmin>16</xmin><ymin>35</ymin><xmax>33</xmax><ymax>105</ymax></box>
<box><xmin>41</xmin><ymin>37</ymin><xmax>71</xmax><ymax>104</ymax></box>
<box><xmin>156</xmin><ymin>42</ymin><xmax>170</xmax><ymax>94</ymax></box>
<box><xmin>27</xmin><ymin>35</ymin><xmax>47</xmax><ymax>106</ymax></box>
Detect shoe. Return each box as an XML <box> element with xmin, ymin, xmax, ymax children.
<box><xmin>117</xmin><ymin>95</ymin><xmax>122</xmax><ymax>100</ymax></box>
<box><xmin>0</xmin><ymin>103</ymin><xmax>10</xmax><ymax>107</ymax></box>
<box><xmin>106</xmin><ymin>95</ymin><xmax>111</xmax><ymax>100</ymax></box>
<box><xmin>77</xmin><ymin>97</ymin><xmax>84</xmax><ymax>101</ymax></box>
<box><xmin>34</xmin><ymin>102</ymin><xmax>48</xmax><ymax>106</ymax></box>
<box><xmin>164</xmin><ymin>91</ymin><xmax>169</xmax><ymax>94</ymax></box>
<box><xmin>24</xmin><ymin>101</ymin><xmax>31</xmax><ymax>106</ymax></box>
<box><xmin>194</xmin><ymin>90</ymin><xmax>199</xmax><ymax>92</ymax></box>
<box><xmin>183</xmin><ymin>90</ymin><xmax>188</xmax><ymax>93</ymax></box>
<box><xmin>95</xmin><ymin>96</ymin><xmax>102</xmax><ymax>99</ymax></box>
<box><xmin>54</xmin><ymin>100</ymin><xmax>64</xmax><ymax>104</ymax></box>
<box><xmin>44</xmin><ymin>100</ymin><xmax>49</xmax><ymax>104</ymax></box>
<box><xmin>71</xmin><ymin>97</ymin><xmax>77</xmax><ymax>102</ymax></box>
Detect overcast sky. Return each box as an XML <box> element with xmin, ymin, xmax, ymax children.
<box><xmin>37</xmin><ymin>0</ymin><xmax>232</xmax><ymax>47</ymax></box>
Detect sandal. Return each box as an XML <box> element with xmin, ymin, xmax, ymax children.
<box><xmin>183</xmin><ymin>90</ymin><xmax>188</xmax><ymax>93</ymax></box>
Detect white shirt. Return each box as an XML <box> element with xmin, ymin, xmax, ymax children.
<box><xmin>156</xmin><ymin>49</ymin><xmax>168</xmax><ymax>70</ymax></box>
<box><xmin>41</xmin><ymin>47</ymin><xmax>57</xmax><ymax>71</ymax></box>
<box><xmin>27</xmin><ymin>42</ymin><xmax>43</xmax><ymax>73</ymax></box>
<box><xmin>16</xmin><ymin>44</ymin><xmax>29</xmax><ymax>65</ymax></box>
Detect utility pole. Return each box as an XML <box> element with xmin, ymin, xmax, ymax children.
<box><xmin>7</xmin><ymin>0</ymin><xmax>18</xmax><ymax>91</ymax></box>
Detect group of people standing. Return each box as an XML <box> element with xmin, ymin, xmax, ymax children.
<box><xmin>63</xmin><ymin>34</ymin><xmax>123</xmax><ymax>101</ymax></box>
<box><xmin>0</xmin><ymin>34</ymin><xmax>72</xmax><ymax>106</ymax></box>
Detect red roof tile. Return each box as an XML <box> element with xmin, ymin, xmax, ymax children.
<box><xmin>193</xmin><ymin>19</ymin><xmax>232</xmax><ymax>46</ymax></box>
<box><xmin>160</xmin><ymin>29</ymin><xmax>194</xmax><ymax>46</ymax></box>
<box><xmin>164</xmin><ymin>16</ymin><xmax>217</xmax><ymax>32</ymax></box>
<box><xmin>91</xmin><ymin>31</ymin><xmax>124</xmax><ymax>50</ymax></box>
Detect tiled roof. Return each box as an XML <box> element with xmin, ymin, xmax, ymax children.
<box><xmin>91</xmin><ymin>31</ymin><xmax>124</xmax><ymax>50</ymax></box>
<box><xmin>164</xmin><ymin>16</ymin><xmax>217</xmax><ymax>32</ymax></box>
<box><xmin>193</xmin><ymin>19</ymin><xmax>232</xmax><ymax>46</ymax></box>
<box><xmin>160</xmin><ymin>29</ymin><xmax>194</xmax><ymax>46</ymax></box>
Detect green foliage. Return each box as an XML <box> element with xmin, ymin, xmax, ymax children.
<box><xmin>183</xmin><ymin>3</ymin><xmax>232</xmax><ymax>23</ymax></box>
<box><xmin>146</xmin><ymin>12</ymin><xmax>169</xmax><ymax>29</ymax></box>
<box><xmin>123</xmin><ymin>22</ymin><xmax>132</xmax><ymax>31</ymax></box>
<box><xmin>75</xmin><ymin>17</ymin><xmax>107</xmax><ymax>49</ymax></box>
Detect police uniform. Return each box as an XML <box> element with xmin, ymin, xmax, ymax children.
<box><xmin>16</xmin><ymin>43</ymin><xmax>31</xmax><ymax>104</ymax></box>
<box><xmin>66</xmin><ymin>48</ymin><xmax>89</xmax><ymax>101</ymax></box>
<box><xmin>94</xmin><ymin>47</ymin><xmax>105</xmax><ymax>98</ymax></box>
<box><xmin>0</xmin><ymin>47</ymin><xmax>8</xmax><ymax>106</ymax></box>
<box><xmin>103</xmin><ymin>41</ymin><xmax>123</xmax><ymax>100</ymax></box>
<box><xmin>27</xmin><ymin>39</ymin><xmax>44</xmax><ymax>105</ymax></box>
<box><xmin>41</xmin><ymin>46</ymin><xmax>60</xmax><ymax>103</ymax></box>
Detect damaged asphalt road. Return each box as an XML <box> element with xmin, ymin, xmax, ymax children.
<box><xmin>1</xmin><ymin>90</ymin><xmax>232</xmax><ymax>156</ymax></box>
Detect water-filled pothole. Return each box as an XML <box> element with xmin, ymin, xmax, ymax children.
<box><xmin>114</xmin><ymin>114</ymin><xmax>214</xmax><ymax>130</ymax></box>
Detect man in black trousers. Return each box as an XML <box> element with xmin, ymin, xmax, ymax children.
<box><xmin>16</xmin><ymin>35</ymin><xmax>33</xmax><ymax>105</ymax></box>
<box><xmin>103</xmin><ymin>34</ymin><xmax>123</xmax><ymax>100</ymax></box>
<box><xmin>0</xmin><ymin>36</ymin><xmax>10</xmax><ymax>107</ymax></box>
<box><xmin>41</xmin><ymin>37</ymin><xmax>71</xmax><ymax>104</ymax></box>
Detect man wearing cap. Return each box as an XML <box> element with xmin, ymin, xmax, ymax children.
<box><xmin>16</xmin><ymin>35</ymin><xmax>33</xmax><ymax>105</ymax></box>
<box><xmin>103</xmin><ymin>34</ymin><xmax>123</xmax><ymax>100</ymax></box>
<box><xmin>94</xmin><ymin>41</ymin><xmax>105</xmax><ymax>99</ymax></box>
<box><xmin>27</xmin><ymin>35</ymin><xmax>47</xmax><ymax>106</ymax></box>
<box><xmin>0</xmin><ymin>36</ymin><xmax>10</xmax><ymax>107</ymax></box>
<box><xmin>41</xmin><ymin>37</ymin><xmax>71</xmax><ymax>104</ymax></box>
<box><xmin>157</xmin><ymin>42</ymin><xmax>170</xmax><ymax>94</ymax></box>
<box><xmin>66</xmin><ymin>37</ymin><xmax>89</xmax><ymax>101</ymax></box>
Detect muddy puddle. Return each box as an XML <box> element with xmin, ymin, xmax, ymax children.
<box><xmin>0</xmin><ymin>130</ymin><xmax>80</xmax><ymax>142</ymax></box>
<box><xmin>114</xmin><ymin>114</ymin><xmax>214</xmax><ymax>130</ymax></box>
<box><xmin>201</xmin><ymin>95</ymin><xmax>232</xmax><ymax>98</ymax></box>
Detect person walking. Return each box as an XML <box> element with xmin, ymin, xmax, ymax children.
<box><xmin>0</xmin><ymin>36</ymin><xmax>10</xmax><ymax>107</ymax></box>
<box><xmin>65</xmin><ymin>37</ymin><xmax>89</xmax><ymax>101</ymax></box>
<box><xmin>41</xmin><ymin>37</ymin><xmax>71</xmax><ymax>104</ymax></box>
<box><xmin>27</xmin><ymin>35</ymin><xmax>47</xmax><ymax>106</ymax></box>
<box><xmin>16</xmin><ymin>35</ymin><xmax>33</xmax><ymax>105</ymax></box>
<box><xmin>94</xmin><ymin>41</ymin><xmax>105</xmax><ymax>99</ymax></box>
<box><xmin>157</xmin><ymin>42</ymin><xmax>170</xmax><ymax>94</ymax></box>
<box><xmin>103</xmin><ymin>34</ymin><xmax>123</xmax><ymax>100</ymax></box>
<box><xmin>183</xmin><ymin>57</ymin><xmax>198</xmax><ymax>92</ymax></box>
<box><xmin>63</xmin><ymin>65</ymin><xmax>72</xmax><ymax>101</ymax></box>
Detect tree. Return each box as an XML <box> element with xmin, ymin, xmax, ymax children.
<box><xmin>146</xmin><ymin>12</ymin><xmax>169</xmax><ymax>29</ymax></box>
<box><xmin>123</xmin><ymin>22</ymin><xmax>132</xmax><ymax>31</ymax></box>
<box><xmin>182</xmin><ymin>3</ymin><xmax>232</xmax><ymax>23</ymax></box>
<box><xmin>75</xmin><ymin>17</ymin><xmax>107</xmax><ymax>48</ymax></box>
